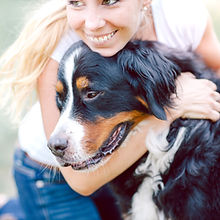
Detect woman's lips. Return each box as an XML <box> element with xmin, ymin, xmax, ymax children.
<box><xmin>85</xmin><ymin>30</ymin><xmax>118</xmax><ymax>43</ymax></box>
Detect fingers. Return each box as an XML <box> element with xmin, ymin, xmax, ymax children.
<box><xmin>178</xmin><ymin>73</ymin><xmax>217</xmax><ymax>91</ymax></box>
<box><xmin>205</xmin><ymin>82</ymin><xmax>220</xmax><ymax>120</ymax></box>
<box><xmin>213</xmin><ymin>100</ymin><xmax>220</xmax><ymax>113</ymax></box>
<box><xmin>212</xmin><ymin>91</ymin><xmax>220</xmax><ymax>102</ymax></box>
<box><xmin>206</xmin><ymin>89</ymin><xmax>220</xmax><ymax>119</ymax></box>
<box><xmin>182</xmin><ymin>112</ymin><xmax>220</xmax><ymax>121</ymax></box>
<box><xmin>173</xmin><ymin>72</ymin><xmax>220</xmax><ymax>122</ymax></box>
<box><xmin>210</xmin><ymin>111</ymin><xmax>220</xmax><ymax>122</ymax></box>
<box><xmin>209</xmin><ymin>95</ymin><xmax>220</xmax><ymax>121</ymax></box>
<box><xmin>200</xmin><ymin>78</ymin><xmax>217</xmax><ymax>91</ymax></box>
<box><xmin>186</xmin><ymin>78</ymin><xmax>220</xmax><ymax>121</ymax></box>
<box><xmin>182</xmin><ymin>107</ymin><xmax>220</xmax><ymax>122</ymax></box>
<box><xmin>181</xmin><ymin>72</ymin><xmax>196</xmax><ymax>79</ymax></box>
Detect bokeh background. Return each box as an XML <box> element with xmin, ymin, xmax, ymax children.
<box><xmin>0</xmin><ymin>0</ymin><xmax>220</xmax><ymax>197</ymax></box>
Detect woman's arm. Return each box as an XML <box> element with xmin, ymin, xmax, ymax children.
<box><xmin>37</xmin><ymin>59</ymin><xmax>60</xmax><ymax>139</ymax></box>
<box><xmin>37</xmin><ymin>57</ymin><xmax>220</xmax><ymax>195</ymax></box>
<box><xmin>196</xmin><ymin>16</ymin><xmax>220</xmax><ymax>74</ymax></box>
<box><xmin>168</xmin><ymin>16</ymin><xmax>220</xmax><ymax>121</ymax></box>
<box><xmin>60</xmin><ymin>116</ymin><xmax>170</xmax><ymax>195</ymax></box>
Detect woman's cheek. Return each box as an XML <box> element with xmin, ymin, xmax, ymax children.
<box><xmin>66</xmin><ymin>10</ymin><xmax>81</xmax><ymax>30</ymax></box>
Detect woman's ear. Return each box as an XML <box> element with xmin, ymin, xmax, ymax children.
<box><xmin>117</xmin><ymin>41</ymin><xmax>180</xmax><ymax>120</ymax></box>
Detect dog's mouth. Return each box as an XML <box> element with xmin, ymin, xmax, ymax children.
<box><xmin>71</xmin><ymin>121</ymin><xmax>133</xmax><ymax>170</ymax></box>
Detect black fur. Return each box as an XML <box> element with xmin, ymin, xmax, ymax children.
<box><xmin>54</xmin><ymin>40</ymin><xmax>220</xmax><ymax>220</ymax></box>
<box><xmin>111</xmin><ymin>40</ymin><xmax>220</xmax><ymax>219</ymax></box>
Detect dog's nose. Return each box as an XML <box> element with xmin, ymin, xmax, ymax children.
<box><xmin>48</xmin><ymin>137</ymin><xmax>68</xmax><ymax>157</ymax></box>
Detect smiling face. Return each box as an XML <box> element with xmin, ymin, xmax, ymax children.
<box><xmin>66</xmin><ymin>0</ymin><xmax>145</xmax><ymax>56</ymax></box>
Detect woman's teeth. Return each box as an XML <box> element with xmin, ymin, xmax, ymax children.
<box><xmin>87</xmin><ymin>31</ymin><xmax>116</xmax><ymax>43</ymax></box>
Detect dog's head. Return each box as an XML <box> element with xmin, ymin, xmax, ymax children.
<box><xmin>48</xmin><ymin>41</ymin><xmax>180</xmax><ymax>170</ymax></box>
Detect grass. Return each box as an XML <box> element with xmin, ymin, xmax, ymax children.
<box><xmin>0</xmin><ymin>0</ymin><xmax>220</xmax><ymax>196</ymax></box>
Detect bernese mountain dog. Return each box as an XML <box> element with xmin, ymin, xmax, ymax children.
<box><xmin>48</xmin><ymin>40</ymin><xmax>220</xmax><ymax>220</ymax></box>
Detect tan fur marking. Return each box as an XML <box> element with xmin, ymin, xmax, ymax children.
<box><xmin>76</xmin><ymin>76</ymin><xmax>89</xmax><ymax>90</ymax></box>
<box><xmin>56</xmin><ymin>80</ymin><xmax>64</xmax><ymax>93</ymax></box>
<box><xmin>81</xmin><ymin>111</ymin><xmax>149</xmax><ymax>154</ymax></box>
<box><xmin>137</xmin><ymin>96</ymin><xmax>149</xmax><ymax>109</ymax></box>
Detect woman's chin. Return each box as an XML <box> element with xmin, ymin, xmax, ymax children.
<box><xmin>93</xmin><ymin>46</ymin><xmax>127</xmax><ymax>57</ymax></box>
<box><xmin>85</xmin><ymin>40</ymin><xmax>126</xmax><ymax>57</ymax></box>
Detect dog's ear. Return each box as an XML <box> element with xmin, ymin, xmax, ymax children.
<box><xmin>117</xmin><ymin>41</ymin><xmax>180</xmax><ymax>120</ymax></box>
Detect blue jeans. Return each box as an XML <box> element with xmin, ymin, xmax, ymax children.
<box><xmin>13</xmin><ymin>148</ymin><xmax>121</xmax><ymax>220</ymax></box>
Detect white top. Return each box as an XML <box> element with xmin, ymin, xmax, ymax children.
<box><xmin>18</xmin><ymin>0</ymin><xmax>208</xmax><ymax>166</ymax></box>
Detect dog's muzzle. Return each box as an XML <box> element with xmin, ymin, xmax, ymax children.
<box><xmin>48</xmin><ymin>136</ymin><xmax>68</xmax><ymax>157</ymax></box>
<box><xmin>48</xmin><ymin>121</ymin><xmax>133</xmax><ymax>170</ymax></box>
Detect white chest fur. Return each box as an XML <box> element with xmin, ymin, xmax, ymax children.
<box><xmin>131</xmin><ymin>127</ymin><xmax>187</xmax><ymax>220</ymax></box>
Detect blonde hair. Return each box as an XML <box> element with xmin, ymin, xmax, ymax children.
<box><xmin>0</xmin><ymin>0</ymin><xmax>68</xmax><ymax>123</ymax></box>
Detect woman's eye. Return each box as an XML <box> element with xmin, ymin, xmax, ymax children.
<box><xmin>67</xmin><ymin>0</ymin><xmax>84</xmax><ymax>8</ymax></box>
<box><xmin>102</xmin><ymin>0</ymin><xmax>119</xmax><ymax>6</ymax></box>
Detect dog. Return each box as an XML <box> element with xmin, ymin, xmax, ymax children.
<box><xmin>48</xmin><ymin>40</ymin><xmax>220</xmax><ymax>220</ymax></box>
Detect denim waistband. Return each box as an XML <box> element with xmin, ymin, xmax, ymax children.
<box><xmin>13</xmin><ymin>148</ymin><xmax>66</xmax><ymax>183</ymax></box>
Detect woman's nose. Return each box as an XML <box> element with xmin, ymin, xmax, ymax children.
<box><xmin>84</xmin><ymin>9</ymin><xmax>106</xmax><ymax>31</ymax></box>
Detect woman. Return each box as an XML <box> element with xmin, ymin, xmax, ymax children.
<box><xmin>0</xmin><ymin>0</ymin><xmax>220</xmax><ymax>219</ymax></box>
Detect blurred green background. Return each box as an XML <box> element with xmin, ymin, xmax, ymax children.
<box><xmin>0</xmin><ymin>0</ymin><xmax>36</xmax><ymax>196</ymax></box>
<box><xmin>0</xmin><ymin>0</ymin><xmax>220</xmax><ymax>197</ymax></box>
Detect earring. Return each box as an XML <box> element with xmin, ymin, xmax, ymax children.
<box><xmin>143</xmin><ymin>6</ymin><xmax>148</xmax><ymax>11</ymax></box>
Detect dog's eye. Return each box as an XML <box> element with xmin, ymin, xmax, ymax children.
<box><xmin>56</xmin><ymin>91</ymin><xmax>65</xmax><ymax>111</ymax></box>
<box><xmin>84</xmin><ymin>91</ymin><xmax>100</xmax><ymax>100</ymax></box>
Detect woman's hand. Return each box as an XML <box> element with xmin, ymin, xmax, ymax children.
<box><xmin>167</xmin><ymin>72</ymin><xmax>220</xmax><ymax>121</ymax></box>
